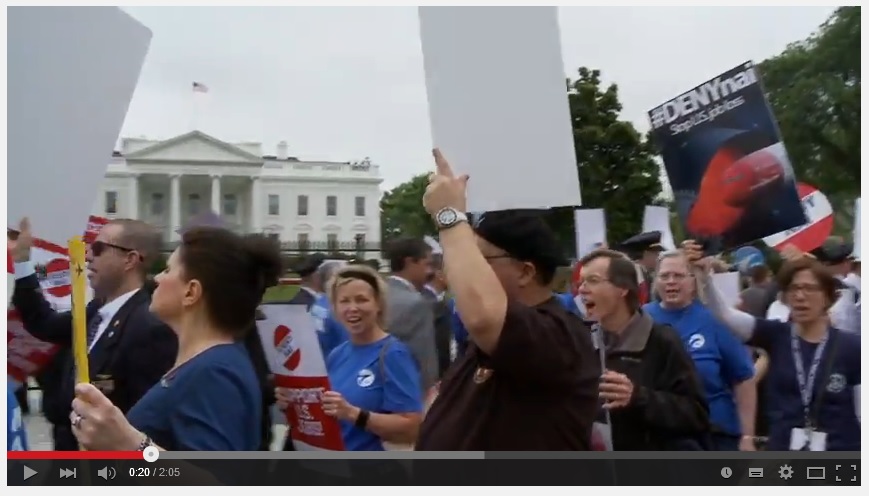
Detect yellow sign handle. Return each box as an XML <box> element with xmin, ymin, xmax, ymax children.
<box><xmin>69</xmin><ymin>235</ymin><xmax>89</xmax><ymax>386</ymax></box>
<box><xmin>69</xmin><ymin>236</ymin><xmax>89</xmax><ymax>453</ymax></box>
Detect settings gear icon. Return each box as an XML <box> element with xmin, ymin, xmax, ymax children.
<box><xmin>779</xmin><ymin>464</ymin><xmax>794</xmax><ymax>480</ymax></box>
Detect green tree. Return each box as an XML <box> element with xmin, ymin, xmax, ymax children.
<box><xmin>380</xmin><ymin>174</ymin><xmax>436</xmax><ymax>241</ymax></box>
<box><xmin>759</xmin><ymin>7</ymin><xmax>860</xmax><ymax>234</ymax></box>
<box><xmin>549</xmin><ymin>68</ymin><xmax>663</xmax><ymax>247</ymax></box>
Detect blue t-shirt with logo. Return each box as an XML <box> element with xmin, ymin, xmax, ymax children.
<box><xmin>325</xmin><ymin>335</ymin><xmax>422</xmax><ymax>451</ymax></box>
<box><xmin>645</xmin><ymin>300</ymin><xmax>755</xmax><ymax>436</ymax></box>
<box><xmin>750</xmin><ymin>320</ymin><xmax>860</xmax><ymax>451</ymax></box>
<box><xmin>450</xmin><ymin>292</ymin><xmax>581</xmax><ymax>357</ymax></box>
<box><xmin>7</xmin><ymin>383</ymin><xmax>29</xmax><ymax>451</ymax></box>
<box><xmin>312</xmin><ymin>293</ymin><xmax>349</xmax><ymax>359</ymax></box>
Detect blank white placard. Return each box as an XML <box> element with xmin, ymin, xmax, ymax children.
<box><xmin>419</xmin><ymin>6</ymin><xmax>581</xmax><ymax>213</ymax></box>
<box><xmin>642</xmin><ymin>205</ymin><xmax>677</xmax><ymax>251</ymax></box>
<box><xmin>7</xmin><ymin>7</ymin><xmax>152</xmax><ymax>245</ymax></box>
<box><xmin>574</xmin><ymin>209</ymin><xmax>606</xmax><ymax>259</ymax></box>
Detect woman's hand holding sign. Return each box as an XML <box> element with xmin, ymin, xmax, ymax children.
<box><xmin>70</xmin><ymin>383</ymin><xmax>143</xmax><ymax>451</ymax></box>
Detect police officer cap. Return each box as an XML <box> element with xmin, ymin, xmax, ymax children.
<box><xmin>619</xmin><ymin>231</ymin><xmax>665</xmax><ymax>255</ymax></box>
<box><xmin>295</xmin><ymin>253</ymin><xmax>327</xmax><ymax>277</ymax></box>
<box><xmin>809</xmin><ymin>236</ymin><xmax>854</xmax><ymax>265</ymax></box>
<box><xmin>473</xmin><ymin>210</ymin><xmax>568</xmax><ymax>272</ymax></box>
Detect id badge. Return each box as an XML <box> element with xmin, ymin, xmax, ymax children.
<box><xmin>789</xmin><ymin>427</ymin><xmax>809</xmax><ymax>451</ymax></box>
<box><xmin>809</xmin><ymin>431</ymin><xmax>828</xmax><ymax>451</ymax></box>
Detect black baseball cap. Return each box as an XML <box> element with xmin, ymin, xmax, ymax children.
<box><xmin>473</xmin><ymin>210</ymin><xmax>568</xmax><ymax>279</ymax></box>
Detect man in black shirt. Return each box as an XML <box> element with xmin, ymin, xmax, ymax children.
<box><xmin>415</xmin><ymin>150</ymin><xmax>599</xmax><ymax>451</ymax></box>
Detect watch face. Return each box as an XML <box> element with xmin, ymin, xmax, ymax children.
<box><xmin>438</xmin><ymin>209</ymin><xmax>458</xmax><ymax>226</ymax></box>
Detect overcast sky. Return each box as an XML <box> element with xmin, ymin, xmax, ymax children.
<box><xmin>119</xmin><ymin>6</ymin><xmax>836</xmax><ymax>191</ymax></box>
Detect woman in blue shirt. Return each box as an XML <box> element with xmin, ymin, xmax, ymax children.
<box><xmin>644</xmin><ymin>251</ymin><xmax>757</xmax><ymax>451</ymax></box>
<box><xmin>320</xmin><ymin>264</ymin><xmax>423</xmax><ymax>451</ymax></box>
<box><xmin>69</xmin><ymin>227</ymin><xmax>278</xmax><ymax>452</ymax></box>
<box><xmin>686</xmin><ymin>242</ymin><xmax>861</xmax><ymax>451</ymax></box>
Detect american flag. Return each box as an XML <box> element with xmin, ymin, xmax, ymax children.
<box><xmin>192</xmin><ymin>81</ymin><xmax>209</xmax><ymax>93</ymax></box>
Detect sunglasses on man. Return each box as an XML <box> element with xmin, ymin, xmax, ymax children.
<box><xmin>90</xmin><ymin>240</ymin><xmax>143</xmax><ymax>261</ymax></box>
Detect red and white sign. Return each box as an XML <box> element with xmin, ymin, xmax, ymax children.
<box><xmin>7</xmin><ymin>310</ymin><xmax>60</xmax><ymax>385</ymax></box>
<box><xmin>84</xmin><ymin>215</ymin><xmax>109</xmax><ymax>245</ymax></box>
<box><xmin>763</xmin><ymin>182</ymin><xmax>834</xmax><ymax>253</ymax></box>
<box><xmin>7</xmin><ymin>221</ymin><xmax>100</xmax><ymax>386</ymax></box>
<box><xmin>257</xmin><ymin>304</ymin><xmax>345</xmax><ymax>451</ymax></box>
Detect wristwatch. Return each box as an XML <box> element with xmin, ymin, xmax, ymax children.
<box><xmin>434</xmin><ymin>207</ymin><xmax>468</xmax><ymax>231</ymax></box>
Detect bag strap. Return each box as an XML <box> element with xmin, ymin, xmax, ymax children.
<box><xmin>808</xmin><ymin>331</ymin><xmax>841</xmax><ymax>426</ymax></box>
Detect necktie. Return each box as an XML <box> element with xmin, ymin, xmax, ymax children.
<box><xmin>86</xmin><ymin>313</ymin><xmax>104</xmax><ymax>349</ymax></box>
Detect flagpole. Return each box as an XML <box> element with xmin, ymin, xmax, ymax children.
<box><xmin>190</xmin><ymin>82</ymin><xmax>208</xmax><ymax>132</ymax></box>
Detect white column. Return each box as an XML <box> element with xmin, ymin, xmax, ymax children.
<box><xmin>128</xmin><ymin>174</ymin><xmax>139</xmax><ymax>219</ymax></box>
<box><xmin>170</xmin><ymin>174</ymin><xmax>181</xmax><ymax>240</ymax></box>
<box><xmin>250</xmin><ymin>177</ymin><xmax>262</xmax><ymax>234</ymax></box>
<box><xmin>210</xmin><ymin>175</ymin><xmax>222</xmax><ymax>214</ymax></box>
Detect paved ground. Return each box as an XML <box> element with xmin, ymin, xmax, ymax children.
<box><xmin>22</xmin><ymin>389</ymin><xmax>289</xmax><ymax>451</ymax></box>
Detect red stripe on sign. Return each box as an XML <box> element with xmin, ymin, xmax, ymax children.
<box><xmin>6</xmin><ymin>451</ymin><xmax>143</xmax><ymax>460</ymax></box>
<box><xmin>8</xmin><ymin>249</ymin><xmax>13</xmax><ymax>275</ymax></box>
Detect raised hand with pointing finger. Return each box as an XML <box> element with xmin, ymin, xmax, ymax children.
<box><xmin>423</xmin><ymin>148</ymin><xmax>469</xmax><ymax>217</ymax></box>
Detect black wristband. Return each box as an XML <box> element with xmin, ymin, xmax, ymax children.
<box><xmin>354</xmin><ymin>409</ymin><xmax>370</xmax><ymax>429</ymax></box>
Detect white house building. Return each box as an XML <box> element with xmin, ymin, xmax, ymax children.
<box><xmin>92</xmin><ymin>131</ymin><xmax>384</xmax><ymax>254</ymax></box>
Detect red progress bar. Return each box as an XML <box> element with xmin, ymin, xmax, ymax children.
<box><xmin>7</xmin><ymin>451</ymin><xmax>142</xmax><ymax>460</ymax></box>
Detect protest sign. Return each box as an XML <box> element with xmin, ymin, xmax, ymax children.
<box><xmin>762</xmin><ymin>183</ymin><xmax>833</xmax><ymax>253</ymax></box>
<box><xmin>7</xmin><ymin>222</ymin><xmax>103</xmax><ymax>388</ymax></box>
<box><xmin>257</xmin><ymin>304</ymin><xmax>345</xmax><ymax>451</ymax></box>
<box><xmin>642</xmin><ymin>206</ymin><xmax>677</xmax><ymax>251</ymax></box>
<box><xmin>7</xmin><ymin>7</ymin><xmax>151</xmax><ymax>246</ymax></box>
<box><xmin>574</xmin><ymin>209</ymin><xmax>607</xmax><ymax>259</ymax></box>
<box><xmin>648</xmin><ymin>61</ymin><xmax>806</xmax><ymax>251</ymax></box>
<box><xmin>710</xmin><ymin>272</ymin><xmax>741</xmax><ymax>308</ymax></box>
<box><xmin>419</xmin><ymin>7</ymin><xmax>580</xmax><ymax>212</ymax></box>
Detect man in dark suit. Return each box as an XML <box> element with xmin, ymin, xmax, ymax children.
<box><xmin>9</xmin><ymin>218</ymin><xmax>177</xmax><ymax>450</ymax></box>
<box><xmin>421</xmin><ymin>254</ymin><xmax>453</xmax><ymax>378</ymax></box>
<box><xmin>286</xmin><ymin>253</ymin><xmax>327</xmax><ymax>308</ymax></box>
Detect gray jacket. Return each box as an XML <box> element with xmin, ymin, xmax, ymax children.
<box><xmin>385</xmin><ymin>277</ymin><xmax>439</xmax><ymax>390</ymax></box>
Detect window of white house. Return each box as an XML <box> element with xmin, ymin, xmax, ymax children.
<box><xmin>326</xmin><ymin>196</ymin><xmax>337</xmax><ymax>217</ymax></box>
<box><xmin>267</xmin><ymin>233</ymin><xmax>280</xmax><ymax>243</ymax></box>
<box><xmin>223</xmin><ymin>194</ymin><xmax>238</xmax><ymax>216</ymax></box>
<box><xmin>297</xmin><ymin>195</ymin><xmax>308</xmax><ymax>216</ymax></box>
<box><xmin>297</xmin><ymin>232</ymin><xmax>309</xmax><ymax>249</ymax></box>
<box><xmin>268</xmin><ymin>194</ymin><xmax>280</xmax><ymax>216</ymax></box>
<box><xmin>151</xmin><ymin>193</ymin><xmax>164</xmax><ymax>216</ymax></box>
<box><xmin>188</xmin><ymin>193</ymin><xmax>201</xmax><ymax>216</ymax></box>
<box><xmin>354</xmin><ymin>196</ymin><xmax>365</xmax><ymax>217</ymax></box>
<box><xmin>105</xmin><ymin>191</ymin><xmax>118</xmax><ymax>214</ymax></box>
<box><xmin>327</xmin><ymin>233</ymin><xmax>338</xmax><ymax>250</ymax></box>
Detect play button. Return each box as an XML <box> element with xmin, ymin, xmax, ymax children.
<box><xmin>23</xmin><ymin>465</ymin><xmax>37</xmax><ymax>481</ymax></box>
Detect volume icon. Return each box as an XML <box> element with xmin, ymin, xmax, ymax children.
<box><xmin>97</xmin><ymin>466</ymin><xmax>116</xmax><ymax>480</ymax></box>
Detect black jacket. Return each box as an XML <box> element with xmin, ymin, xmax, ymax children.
<box><xmin>602</xmin><ymin>312</ymin><xmax>711</xmax><ymax>451</ymax></box>
<box><xmin>244</xmin><ymin>318</ymin><xmax>276</xmax><ymax>451</ymax></box>
<box><xmin>12</xmin><ymin>274</ymin><xmax>177</xmax><ymax>450</ymax></box>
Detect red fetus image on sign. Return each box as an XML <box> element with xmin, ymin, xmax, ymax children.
<box><xmin>274</xmin><ymin>324</ymin><xmax>302</xmax><ymax>371</ymax></box>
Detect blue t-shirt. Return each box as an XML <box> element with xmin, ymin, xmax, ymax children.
<box><xmin>450</xmin><ymin>293</ymin><xmax>581</xmax><ymax>356</ymax></box>
<box><xmin>326</xmin><ymin>335</ymin><xmax>422</xmax><ymax>451</ymax></box>
<box><xmin>312</xmin><ymin>293</ymin><xmax>349</xmax><ymax>358</ymax></box>
<box><xmin>127</xmin><ymin>343</ymin><xmax>262</xmax><ymax>451</ymax></box>
<box><xmin>7</xmin><ymin>383</ymin><xmax>28</xmax><ymax>451</ymax></box>
<box><xmin>644</xmin><ymin>301</ymin><xmax>755</xmax><ymax>436</ymax></box>
<box><xmin>751</xmin><ymin>320</ymin><xmax>861</xmax><ymax>451</ymax></box>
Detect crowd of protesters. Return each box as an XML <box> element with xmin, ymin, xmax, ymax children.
<box><xmin>7</xmin><ymin>149</ymin><xmax>860</xmax><ymax>454</ymax></box>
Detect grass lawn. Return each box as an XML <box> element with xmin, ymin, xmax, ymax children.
<box><xmin>263</xmin><ymin>284</ymin><xmax>300</xmax><ymax>303</ymax></box>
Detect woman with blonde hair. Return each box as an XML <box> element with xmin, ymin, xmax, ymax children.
<box><xmin>317</xmin><ymin>264</ymin><xmax>424</xmax><ymax>451</ymax></box>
